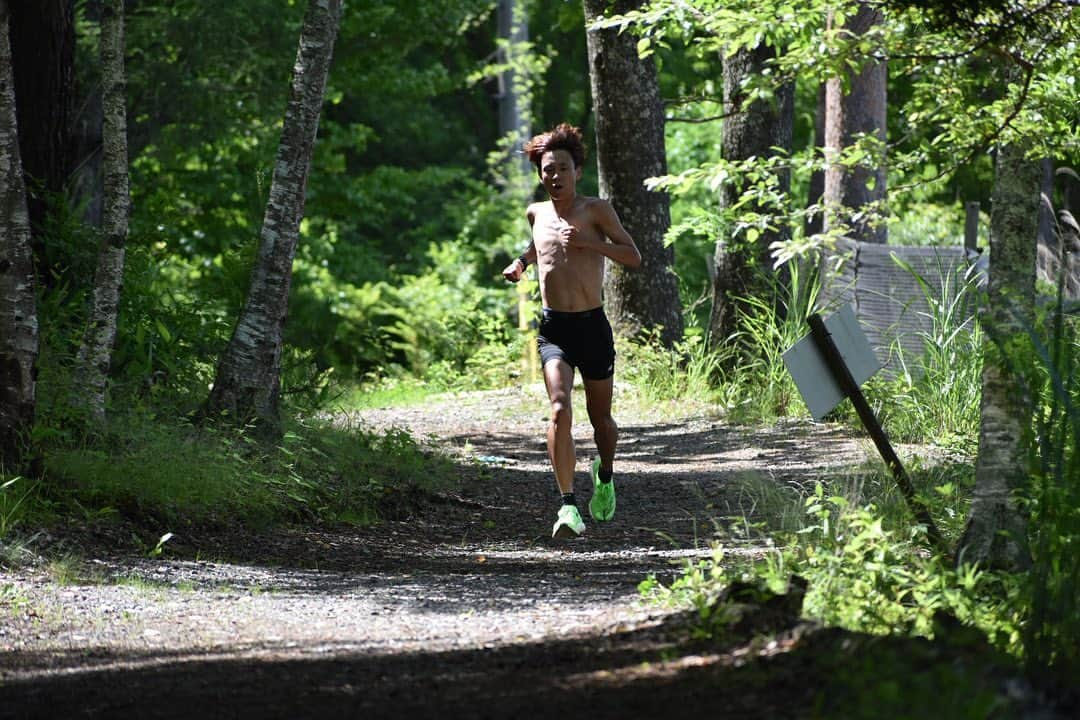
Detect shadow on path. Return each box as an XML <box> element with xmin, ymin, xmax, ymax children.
<box><xmin>1</xmin><ymin>409</ymin><xmax>993</xmax><ymax>719</ymax></box>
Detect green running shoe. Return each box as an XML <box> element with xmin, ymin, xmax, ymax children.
<box><xmin>589</xmin><ymin>457</ymin><xmax>616</xmax><ymax>521</ymax></box>
<box><xmin>552</xmin><ymin>504</ymin><xmax>585</xmax><ymax>539</ymax></box>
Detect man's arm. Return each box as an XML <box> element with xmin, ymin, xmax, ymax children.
<box><xmin>502</xmin><ymin>207</ymin><xmax>539</xmax><ymax>282</ymax></box>
<box><xmin>587</xmin><ymin>199</ymin><xmax>642</xmax><ymax>269</ymax></box>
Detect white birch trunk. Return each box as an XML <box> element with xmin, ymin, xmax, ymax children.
<box><xmin>74</xmin><ymin>0</ymin><xmax>129</xmax><ymax>424</ymax></box>
<box><xmin>204</xmin><ymin>0</ymin><xmax>342</xmax><ymax>437</ymax></box>
<box><xmin>0</xmin><ymin>0</ymin><xmax>39</xmax><ymax>470</ymax></box>
<box><xmin>496</xmin><ymin>0</ymin><xmax>528</xmax><ymax>145</ymax></box>
<box><xmin>959</xmin><ymin>142</ymin><xmax>1038</xmax><ymax>571</ymax></box>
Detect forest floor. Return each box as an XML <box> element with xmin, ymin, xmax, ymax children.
<box><xmin>0</xmin><ymin>385</ymin><xmax>1068</xmax><ymax>718</ymax></box>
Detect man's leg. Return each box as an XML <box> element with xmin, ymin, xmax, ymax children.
<box><xmin>584</xmin><ymin>375</ymin><xmax>617</xmax><ymax>472</ymax></box>
<box><xmin>543</xmin><ymin>358</ymin><xmax>577</xmax><ymax>494</ymax></box>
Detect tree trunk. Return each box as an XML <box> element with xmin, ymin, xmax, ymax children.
<box><xmin>0</xmin><ymin>0</ymin><xmax>39</xmax><ymax>472</ymax></box>
<box><xmin>70</xmin><ymin>89</ymin><xmax>103</xmax><ymax>227</ymax></box>
<box><xmin>73</xmin><ymin>0</ymin><xmax>129</xmax><ymax>425</ymax></box>
<box><xmin>496</xmin><ymin>0</ymin><xmax>528</xmax><ymax>140</ymax></box>
<box><xmin>70</xmin><ymin>0</ymin><xmax>103</xmax><ymax>228</ymax></box>
<box><xmin>583</xmin><ymin>0</ymin><xmax>682</xmax><ymax>347</ymax></box>
<box><xmin>823</xmin><ymin>2</ymin><xmax>887</xmax><ymax>245</ymax></box>
<box><xmin>9</xmin><ymin>0</ymin><xmax>75</xmax><ymax>266</ymax></box>
<box><xmin>204</xmin><ymin>0</ymin><xmax>342</xmax><ymax>438</ymax></box>
<box><xmin>707</xmin><ymin>42</ymin><xmax>794</xmax><ymax>347</ymax></box>
<box><xmin>806</xmin><ymin>82</ymin><xmax>827</xmax><ymax>239</ymax></box>
<box><xmin>496</xmin><ymin>0</ymin><xmax>530</xmax><ymax>178</ymax></box>
<box><xmin>958</xmin><ymin>142</ymin><xmax>1038</xmax><ymax>571</ymax></box>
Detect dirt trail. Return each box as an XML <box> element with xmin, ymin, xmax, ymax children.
<box><xmin>0</xmin><ymin>386</ymin><xmax>965</xmax><ymax>719</ymax></box>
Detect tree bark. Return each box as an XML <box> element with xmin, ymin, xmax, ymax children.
<box><xmin>73</xmin><ymin>0</ymin><xmax>130</xmax><ymax>425</ymax></box>
<box><xmin>958</xmin><ymin>142</ymin><xmax>1038</xmax><ymax>571</ymax></box>
<box><xmin>70</xmin><ymin>0</ymin><xmax>103</xmax><ymax>228</ymax></box>
<box><xmin>583</xmin><ymin>0</ymin><xmax>682</xmax><ymax>347</ymax></box>
<box><xmin>806</xmin><ymin>82</ymin><xmax>827</xmax><ymax>239</ymax></box>
<box><xmin>707</xmin><ymin>42</ymin><xmax>794</xmax><ymax>347</ymax></box>
<box><xmin>496</xmin><ymin>0</ymin><xmax>528</xmax><ymax>140</ymax></box>
<box><xmin>9</xmin><ymin>0</ymin><xmax>75</xmax><ymax>262</ymax></box>
<box><xmin>496</xmin><ymin>0</ymin><xmax>530</xmax><ymax>177</ymax></box>
<box><xmin>0</xmin><ymin>0</ymin><xmax>39</xmax><ymax>471</ymax></box>
<box><xmin>823</xmin><ymin>2</ymin><xmax>887</xmax><ymax>245</ymax></box>
<box><xmin>204</xmin><ymin>0</ymin><xmax>342</xmax><ymax>437</ymax></box>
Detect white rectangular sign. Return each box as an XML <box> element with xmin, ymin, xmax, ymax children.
<box><xmin>782</xmin><ymin>303</ymin><xmax>881</xmax><ymax>421</ymax></box>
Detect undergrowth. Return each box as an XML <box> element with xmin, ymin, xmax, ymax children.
<box><xmin>1</xmin><ymin>407</ymin><xmax>455</xmax><ymax>552</ymax></box>
<box><xmin>640</xmin><ymin>479</ymin><xmax>1025</xmax><ymax>657</ymax></box>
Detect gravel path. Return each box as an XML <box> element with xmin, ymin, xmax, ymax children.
<box><xmin>0</xmin><ymin>385</ymin><xmax>942</xmax><ymax>718</ymax></box>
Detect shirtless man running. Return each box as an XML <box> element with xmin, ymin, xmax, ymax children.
<box><xmin>502</xmin><ymin>123</ymin><xmax>641</xmax><ymax>539</ymax></box>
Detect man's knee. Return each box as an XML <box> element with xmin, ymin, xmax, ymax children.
<box><xmin>592</xmin><ymin>413</ymin><xmax>617</xmax><ymax>436</ymax></box>
<box><xmin>550</xmin><ymin>398</ymin><xmax>572</xmax><ymax>427</ymax></box>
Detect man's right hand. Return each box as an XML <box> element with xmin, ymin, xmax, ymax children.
<box><xmin>502</xmin><ymin>258</ymin><xmax>524</xmax><ymax>283</ymax></box>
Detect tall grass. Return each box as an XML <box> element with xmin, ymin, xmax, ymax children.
<box><xmin>617</xmin><ymin>325</ymin><xmax>726</xmax><ymax>409</ymax></box>
<box><xmin>1010</xmin><ymin>231</ymin><xmax>1080</xmax><ymax>684</ymax></box>
<box><xmin>39</xmin><ymin>409</ymin><xmax>454</xmax><ymax>532</ymax></box>
<box><xmin>871</xmin><ymin>255</ymin><xmax>983</xmax><ymax>450</ymax></box>
<box><xmin>0</xmin><ymin>476</ymin><xmax>37</xmax><ymax>539</ymax></box>
<box><xmin>722</xmin><ymin>260</ymin><xmax>820</xmax><ymax>421</ymax></box>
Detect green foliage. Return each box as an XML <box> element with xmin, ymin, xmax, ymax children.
<box><xmin>50</xmin><ymin>0</ymin><xmax>1080</xmax><ymax>409</ymax></box>
<box><xmin>601</xmin><ymin>0</ymin><xmax>1079</xmax><ymax>275</ymax></box>
<box><xmin>31</xmin><ymin>219</ymin><xmax>229</xmax><ymax>423</ymax></box>
<box><xmin>37</xmin><ymin>408</ymin><xmax>454</xmax><ymax>532</ymax></box>
<box><xmin>617</xmin><ymin>327</ymin><xmax>725</xmax><ymax>406</ymax></box>
<box><xmin>112</xmin><ymin>240</ymin><xmax>232</xmax><ymax>410</ymax></box>
<box><xmin>530</xmin><ymin>1</ymin><xmax>592</xmax><ymax>137</ymax></box>
<box><xmin>809</xmin><ymin>633</ymin><xmax>1007</xmax><ymax>720</ymax></box>
<box><xmin>662</xmin><ymin>101</ymin><xmax>726</xmax><ymax>318</ymax></box>
<box><xmin>139</xmin><ymin>532</ymin><xmax>175</xmax><ymax>559</ymax></box>
<box><xmin>46</xmin><ymin>417</ymin><xmax>292</xmax><ymax>528</ymax></box>
<box><xmin>395</xmin><ymin>241</ymin><xmax>519</xmax><ymax>380</ymax></box>
<box><xmin>338</xmin><ymin>376</ymin><xmax>446</xmax><ymax>411</ymax></box>
<box><xmin>784</xmin><ymin>486</ymin><xmax>1021</xmax><ymax>646</ymax></box>
<box><xmin>638</xmin><ymin>545</ymin><xmax>735</xmax><ymax>634</ymax></box>
<box><xmin>0</xmin><ymin>477</ymin><xmax>38</xmax><ymax>540</ymax></box>
<box><xmin>292</xmin><ymin>233</ymin><xmax>526</xmax><ymax>392</ymax></box>
<box><xmin>617</xmin><ymin>259</ymin><xmax>824</xmax><ymax>424</ymax></box>
<box><xmin>1006</xmin><ymin>252</ymin><xmax>1080</xmax><ymax>684</ymax></box>
<box><xmin>90</xmin><ymin>0</ymin><xmax>519</xmax><ymax>393</ymax></box>
<box><xmin>722</xmin><ymin>262</ymin><xmax>820</xmax><ymax>422</ymax></box>
<box><xmin>303</xmin><ymin>419</ymin><xmax>455</xmax><ymax>525</ymax></box>
<box><xmin>888</xmin><ymin>202</ymin><xmax>985</xmax><ymax>249</ymax></box>
<box><xmin>641</xmin><ymin>479</ymin><xmax>1025</xmax><ymax>659</ymax></box>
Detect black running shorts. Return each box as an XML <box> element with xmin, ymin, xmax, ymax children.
<box><xmin>536</xmin><ymin>306</ymin><xmax>616</xmax><ymax>381</ymax></box>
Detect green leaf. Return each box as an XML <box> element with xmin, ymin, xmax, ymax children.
<box><xmin>155</xmin><ymin>320</ymin><xmax>173</xmax><ymax>344</ymax></box>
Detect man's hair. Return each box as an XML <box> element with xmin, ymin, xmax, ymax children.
<box><xmin>523</xmin><ymin>123</ymin><xmax>586</xmax><ymax>170</ymax></box>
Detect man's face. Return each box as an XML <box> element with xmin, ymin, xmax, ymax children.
<box><xmin>539</xmin><ymin>149</ymin><xmax>581</xmax><ymax>201</ymax></box>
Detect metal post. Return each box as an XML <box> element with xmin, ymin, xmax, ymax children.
<box><xmin>807</xmin><ymin>313</ymin><xmax>947</xmax><ymax>554</ymax></box>
<box><xmin>964</xmin><ymin>201</ymin><xmax>980</xmax><ymax>254</ymax></box>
